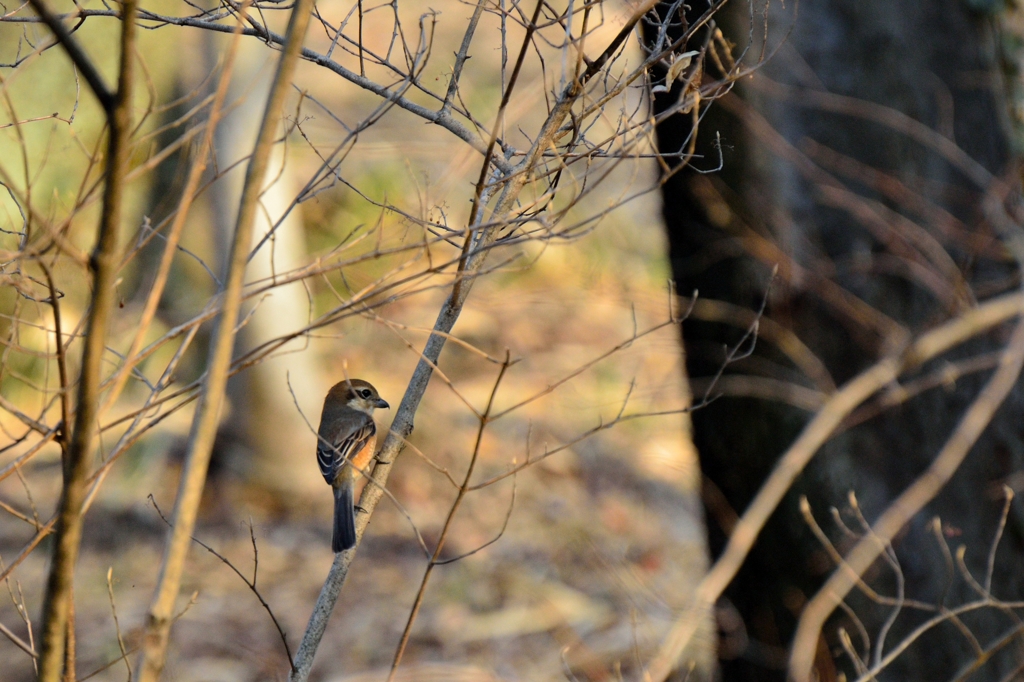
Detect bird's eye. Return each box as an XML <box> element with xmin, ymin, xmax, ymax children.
<box><xmin>359</xmin><ymin>389</ymin><xmax>371</xmax><ymax>398</ymax></box>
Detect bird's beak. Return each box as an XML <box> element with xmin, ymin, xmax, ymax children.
<box><xmin>375</xmin><ymin>398</ymin><xmax>390</xmax><ymax>409</ymax></box>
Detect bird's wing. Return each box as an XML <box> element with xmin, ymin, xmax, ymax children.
<box><xmin>317</xmin><ymin>416</ymin><xmax>376</xmax><ymax>484</ymax></box>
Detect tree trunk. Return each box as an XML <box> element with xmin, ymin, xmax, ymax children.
<box><xmin>653</xmin><ymin>1</ymin><xmax>1024</xmax><ymax>680</ymax></box>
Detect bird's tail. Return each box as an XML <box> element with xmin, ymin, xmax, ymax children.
<box><xmin>332</xmin><ymin>477</ymin><xmax>357</xmax><ymax>552</ymax></box>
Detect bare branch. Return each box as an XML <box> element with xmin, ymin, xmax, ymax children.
<box><xmin>35</xmin><ymin>0</ymin><xmax>138</xmax><ymax>676</ymax></box>
<box><xmin>137</xmin><ymin>0</ymin><xmax>316</xmax><ymax>677</ymax></box>
<box><xmin>647</xmin><ymin>291</ymin><xmax>1024</xmax><ymax>682</ymax></box>
<box><xmin>789</xmin><ymin>319</ymin><xmax>1024</xmax><ymax>680</ymax></box>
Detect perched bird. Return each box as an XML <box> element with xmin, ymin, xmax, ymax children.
<box><xmin>316</xmin><ymin>379</ymin><xmax>389</xmax><ymax>552</ymax></box>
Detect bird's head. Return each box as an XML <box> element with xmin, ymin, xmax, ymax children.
<box><xmin>327</xmin><ymin>378</ymin><xmax>390</xmax><ymax>415</ymax></box>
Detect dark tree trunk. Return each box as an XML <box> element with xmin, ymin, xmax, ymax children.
<box><xmin>652</xmin><ymin>1</ymin><xmax>1024</xmax><ymax>680</ymax></box>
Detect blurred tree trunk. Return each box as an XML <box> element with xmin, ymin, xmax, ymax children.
<box><xmin>203</xmin><ymin>33</ymin><xmax>327</xmax><ymax>503</ymax></box>
<box><xmin>136</xmin><ymin>32</ymin><xmax>325</xmax><ymax>512</ymax></box>
<box><xmin>653</xmin><ymin>1</ymin><xmax>1024</xmax><ymax>680</ymax></box>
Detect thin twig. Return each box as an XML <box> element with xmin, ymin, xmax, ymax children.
<box><xmin>789</xmin><ymin>318</ymin><xmax>1024</xmax><ymax>681</ymax></box>
<box><xmin>148</xmin><ymin>497</ymin><xmax>294</xmax><ymax>672</ymax></box>
<box><xmin>98</xmin><ymin>4</ymin><xmax>250</xmax><ymax>415</ymax></box>
<box><xmin>0</xmin><ymin>619</ymin><xmax>36</xmax><ymax>659</ymax></box>
<box><xmin>105</xmin><ymin>568</ymin><xmax>131</xmax><ymax>681</ymax></box>
<box><xmin>388</xmin><ymin>352</ymin><xmax>512</xmax><ymax>680</ymax></box>
<box><xmin>647</xmin><ymin>291</ymin><xmax>1024</xmax><ymax>682</ymax></box>
<box><xmin>137</xmin><ymin>0</ymin><xmax>316</xmax><ymax>677</ymax></box>
<box><xmin>40</xmin><ymin>264</ymin><xmax>69</xmax><ymax>457</ymax></box>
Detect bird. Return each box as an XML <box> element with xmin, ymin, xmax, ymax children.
<box><xmin>316</xmin><ymin>378</ymin><xmax>390</xmax><ymax>552</ymax></box>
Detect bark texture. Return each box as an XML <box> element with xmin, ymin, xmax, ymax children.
<box><xmin>653</xmin><ymin>2</ymin><xmax>1024</xmax><ymax>680</ymax></box>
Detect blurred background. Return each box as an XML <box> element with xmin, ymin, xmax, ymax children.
<box><xmin>0</xmin><ymin>0</ymin><xmax>711</xmax><ymax>679</ymax></box>
<box><xmin>12</xmin><ymin>0</ymin><xmax>1024</xmax><ymax>679</ymax></box>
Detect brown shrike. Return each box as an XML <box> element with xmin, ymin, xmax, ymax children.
<box><xmin>316</xmin><ymin>379</ymin><xmax>389</xmax><ymax>552</ymax></box>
